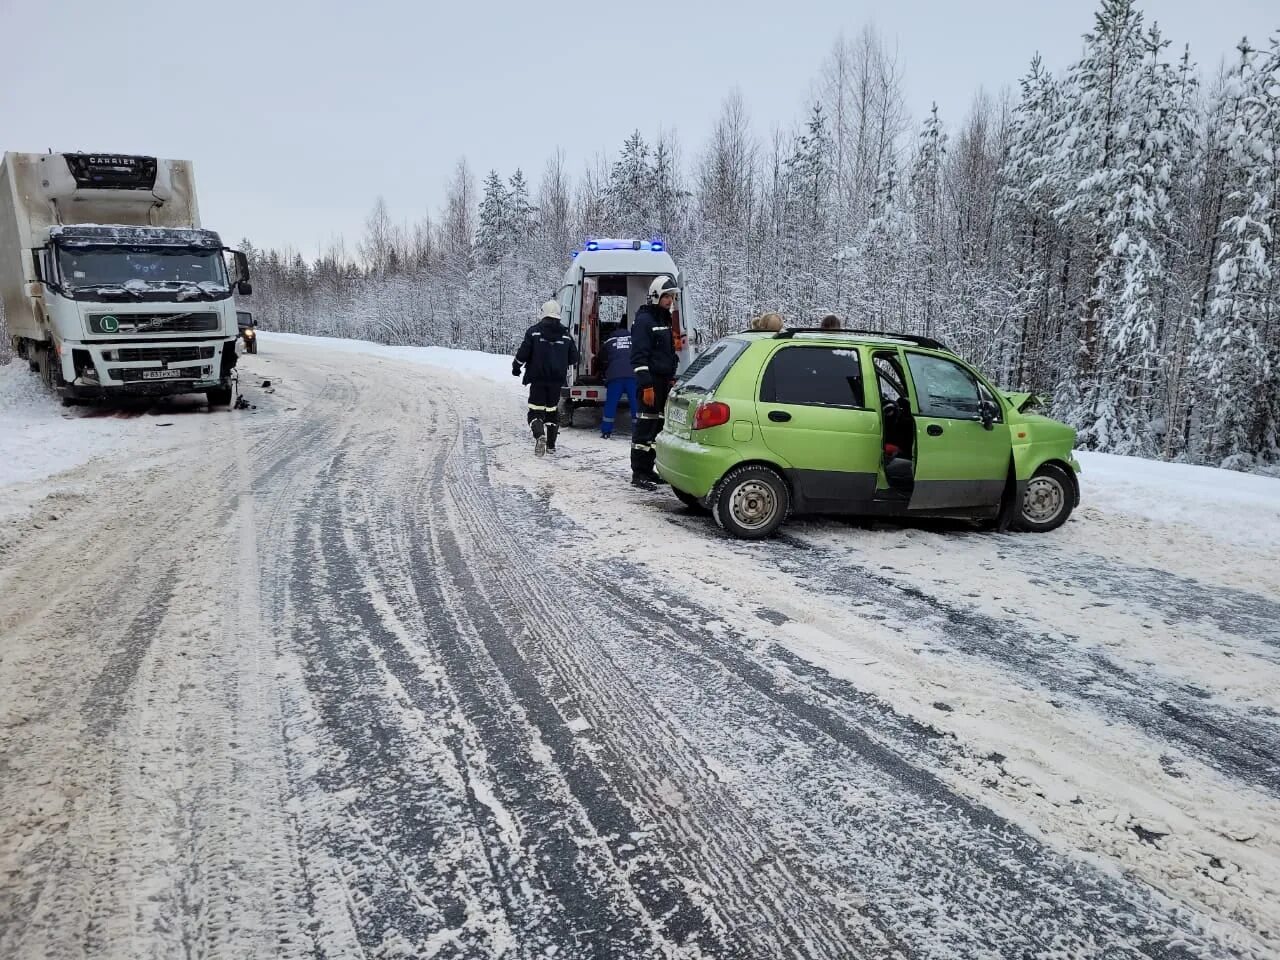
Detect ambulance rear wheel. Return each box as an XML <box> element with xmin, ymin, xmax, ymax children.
<box><xmin>559</xmin><ymin>400</ymin><xmax>575</xmax><ymax>428</ymax></box>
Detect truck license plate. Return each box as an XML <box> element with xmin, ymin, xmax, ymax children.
<box><xmin>142</xmin><ymin>369</ymin><xmax>182</xmax><ymax>380</ymax></box>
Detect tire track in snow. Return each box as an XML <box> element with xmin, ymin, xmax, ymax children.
<box><xmin>408</xmin><ymin>407</ymin><xmax>734</xmax><ymax>956</ymax></box>
<box><xmin>80</xmin><ymin>579</ymin><xmax>177</xmax><ymax>738</ymax></box>
<box><xmin>766</xmin><ymin>531</ymin><xmax>1280</xmax><ymax>798</ymax></box>
<box><xmin>437</xmin><ymin>421</ymin><xmax>1236</xmax><ymax>959</ymax></box>
<box><xmin>983</xmin><ymin>540</ymin><xmax>1280</xmax><ymax>647</ymax></box>
<box><xmin>627</xmin><ymin>509</ymin><xmax>1280</xmax><ymax>800</ymax></box>
<box><xmin>271</xmin><ymin>382</ymin><xmax>701</xmax><ymax>957</ymax></box>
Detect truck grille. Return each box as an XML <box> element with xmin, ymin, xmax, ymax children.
<box><xmin>110</xmin><ymin>346</ymin><xmax>215</xmax><ymax>364</ymax></box>
<box><xmin>89</xmin><ymin>312</ymin><xmax>220</xmax><ymax>334</ymax></box>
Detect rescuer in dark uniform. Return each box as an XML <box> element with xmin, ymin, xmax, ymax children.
<box><xmin>513</xmin><ymin>299</ymin><xmax>579</xmax><ymax>456</ymax></box>
<box><xmin>629</xmin><ymin>276</ymin><xmax>680</xmax><ymax>488</ymax></box>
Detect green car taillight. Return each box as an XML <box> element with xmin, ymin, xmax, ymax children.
<box><xmin>693</xmin><ymin>401</ymin><xmax>731</xmax><ymax>430</ymax></box>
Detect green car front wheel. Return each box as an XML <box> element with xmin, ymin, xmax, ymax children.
<box><xmin>1015</xmin><ymin>463</ymin><xmax>1074</xmax><ymax>532</ymax></box>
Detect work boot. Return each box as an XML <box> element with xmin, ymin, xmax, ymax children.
<box><xmin>532</xmin><ymin>419</ymin><xmax>546</xmax><ymax>457</ymax></box>
<box><xmin>631</xmin><ymin>473</ymin><xmax>657</xmax><ymax>490</ymax></box>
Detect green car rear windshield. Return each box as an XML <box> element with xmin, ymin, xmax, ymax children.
<box><xmin>678</xmin><ymin>339</ymin><xmax>749</xmax><ymax>393</ymax></box>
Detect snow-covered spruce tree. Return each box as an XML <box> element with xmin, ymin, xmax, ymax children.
<box><xmin>650</xmin><ymin>132</ymin><xmax>689</xmax><ymax>252</ymax></box>
<box><xmin>690</xmin><ymin>92</ymin><xmax>758</xmax><ymax>338</ymax></box>
<box><xmin>1099</xmin><ymin>22</ymin><xmax>1194</xmax><ymax>454</ymax></box>
<box><xmin>942</xmin><ymin>93</ymin><xmax>1019</xmax><ymax>379</ymax></box>
<box><xmin>1193</xmin><ymin>38</ymin><xmax>1280</xmax><ymax>467</ymax></box>
<box><xmin>781</xmin><ymin>102</ymin><xmax>836</xmax><ymax>319</ymax></box>
<box><xmin>503</xmin><ymin>169</ymin><xmax>542</xmax><ymax>351</ymax></box>
<box><xmin>606</xmin><ymin>130</ymin><xmax>654</xmax><ymax>238</ymax></box>
<box><xmin>1052</xmin><ymin>0</ymin><xmax>1190</xmax><ymax>454</ymax></box>
<box><xmin>909</xmin><ymin>103</ymin><xmax>947</xmax><ymax>337</ymax></box>
<box><xmin>843</xmin><ymin>160</ymin><xmax>921</xmax><ymax>332</ymax></box>
<box><xmin>473</xmin><ymin>170</ymin><xmax>513</xmax><ymax>350</ymax></box>
<box><xmin>475</xmin><ymin>170</ymin><xmax>510</xmax><ymax>267</ymax></box>
<box><xmin>999</xmin><ymin>56</ymin><xmax>1073</xmax><ymax>396</ymax></box>
<box><xmin>507</xmin><ymin>169</ymin><xmax>536</xmax><ymax>245</ymax></box>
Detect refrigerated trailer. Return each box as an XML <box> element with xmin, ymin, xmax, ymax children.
<box><xmin>553</xmin><ymin>238</ymin><xmax>700</xmax><ymax>424</ymax></box>
<box><xmin>0</xmin><ymin>152</ymin><xmax>251</xmax><ymax>405</ymax></box>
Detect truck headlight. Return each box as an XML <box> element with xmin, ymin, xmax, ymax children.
<box><xmin>243</xmin><ymin>328</ymin><xmax>256</xmax><ymax>339</ymax></box>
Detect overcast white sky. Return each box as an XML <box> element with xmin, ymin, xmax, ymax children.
<box><xmin>1</xmin><ymin>0</ymin><xmax>1275</xmax><ymax>255</ymax></box>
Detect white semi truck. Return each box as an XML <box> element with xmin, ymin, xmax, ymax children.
<box><xmin>554</xmin><ymin>238</ymin><xmax>701</xmax><ymax>424</ymax></box>
<box><xmin>0</xmin><ymin>152</ymin><xmax>251</xmax><ymax>406</ymax></box>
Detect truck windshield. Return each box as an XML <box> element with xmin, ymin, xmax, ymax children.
<box><xmin>56</xmin><ymin>246</ymin><xmax>229</xmax><ymax>297</ymax></box>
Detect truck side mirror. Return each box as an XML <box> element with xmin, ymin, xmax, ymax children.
<box><xmin>237</xmin><ymin>280</ymin><xmax>253</xmax><ymax>297</ymax></box>
<box><xmin>232</xmin><ymin>250</ymin><xmax>251</xmax><ymax>281</ymax></box>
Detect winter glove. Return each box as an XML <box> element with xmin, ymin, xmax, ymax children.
<box><xmin>511</xmin><ymin>360</ymin><xmax>522</xmax><ymax>378</ymax></box>
<box><xmin>640</xmin><ymin>386</ymin><xmax>656</xmax><ymax>408</ymax></box>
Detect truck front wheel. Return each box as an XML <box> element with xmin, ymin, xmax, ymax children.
<box><xmin>34</xmin><ymin>346</ymin><xmax>54</xmax><ymax>389</ymax></box>
<box><xmin>206</xmin><ymin>386</ymin><xmax>233</xmax><ymax>407</ymax></box>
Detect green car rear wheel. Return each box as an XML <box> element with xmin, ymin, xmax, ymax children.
<box><xmin>712</xmin><ymin>464</ymin><xmax>790</xmax><ymax>540</ymax></box>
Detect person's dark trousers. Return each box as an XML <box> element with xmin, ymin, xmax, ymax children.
<box><xmin>630</xmin><ymin>380</ymin><xmax>671</xmax><ymax>477</ymax></box>
<box><xmin>527</xmin><ymin>382</ymin><xmax>561</xmax><ymax>449</ymax></box>
<box><xmin>601</xmin><ymin>377</ymin><xmax>638</xmax><ymax>437</ymax></box>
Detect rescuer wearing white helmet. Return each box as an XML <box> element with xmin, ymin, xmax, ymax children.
<box><xmin>628</xmin><ymin>275</ymin><xmax>681</xmax><ymax>488</ymax></box>
<box><xmin>513</xmin><ymin>299</ymin><xmax>579</xmax><ymax>457</ymax></box>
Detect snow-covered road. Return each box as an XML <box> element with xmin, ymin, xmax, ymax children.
<box><xmin>1</xmin><ymin>335</ymin><xmax>1277</xmax><ymax>959</ymax></box>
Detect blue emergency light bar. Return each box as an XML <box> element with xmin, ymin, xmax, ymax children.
<box><xmin>580</xmin><ymin>238</ymin><xmax>667</xmax><ymax>253</ymax></box>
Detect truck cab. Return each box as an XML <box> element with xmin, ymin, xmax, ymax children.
<box><xmin>554</xmin><ymin>238</ymin><xmax>699</xmax><ymax>423</ymax></box>
<box><xmin>0</xmin><ymin>152</ymin><xmax>250</xmax><ymax>406</ymax></box>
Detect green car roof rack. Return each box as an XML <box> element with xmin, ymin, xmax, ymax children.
<box><xmin>770</xmin><ymin>328</ymin><xmax>953</xmax><ymax>352</ymax></box>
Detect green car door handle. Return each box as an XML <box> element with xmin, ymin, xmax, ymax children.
<box><xmin>927</xmin><ymin>424</ymin><xmax>944</xmax><ymax>436</ymax></box>
<box><xmin>768</xmin><ymin>411</ymin><xmax>792</xmax><ymax>422</ymax></box>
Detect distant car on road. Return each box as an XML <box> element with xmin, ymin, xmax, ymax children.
<box><xmin>237</xmin><ymin>310</ymin><xmax>257</xmax><ymax>354</ymax></box>
<box><xmin>656</xmin><ymin>328</ymin><xmax>1081</xmax><ymax>539</ymax></box>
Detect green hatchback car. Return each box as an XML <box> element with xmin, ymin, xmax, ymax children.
<box><xmin>655</xmin><ymin>329</ymin><xmax>1081</xmax><ymax>540</ymax></box>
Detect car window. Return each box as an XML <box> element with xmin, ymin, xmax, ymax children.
<box><xmin>678</xmin><ymin>338</ymin><xmax>749</xmax><ymax>393</ymax></box>
<box><xmin>760</xmin><ymin>346</ymin><xmax>864</xmax><ymax>408</ymax></box>
<box><xmin>873</xmin><ymin>353</ymin><xmax>908</xmax><ymax>406</ymax></box>
<box><xmin>904</xmin><ymin>352</ymin><xmax>988</xmax><ymax>420</ymax></box>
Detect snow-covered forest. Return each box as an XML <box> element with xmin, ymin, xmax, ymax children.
<box><xmin>80</xmin><ymin>2</ymin><xmax>1280</xmax><ymax>465</ymax></box>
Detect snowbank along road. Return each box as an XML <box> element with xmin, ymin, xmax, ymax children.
<box><xmin>1</xmin><ymin>335</ymin><xmax>1278</xmax><ymax>960</ymax></box>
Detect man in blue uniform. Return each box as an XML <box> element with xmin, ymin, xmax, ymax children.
<box><xmin>595</xmin><ymin>317</ymin><xmax>637</xmax><ymax>439</ymax></box>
